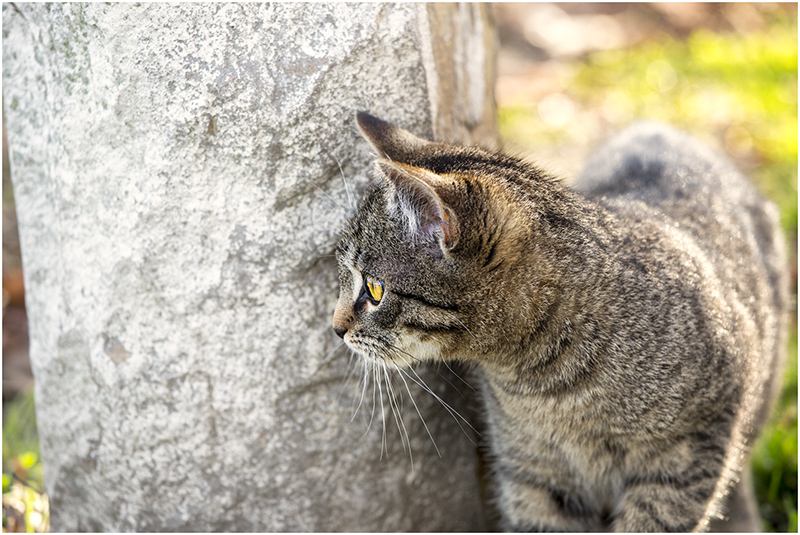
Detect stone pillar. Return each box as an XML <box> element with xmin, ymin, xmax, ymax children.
<box><xmin>3</xmin><ymin>3</ymin><xmax>497</xmax><ymax>531</ymax></box>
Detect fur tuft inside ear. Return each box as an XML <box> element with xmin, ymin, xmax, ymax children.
<box><xmin>376</xmin><ymin>160</ymin><xmax>457</xmax><ymax>252</ymax></box>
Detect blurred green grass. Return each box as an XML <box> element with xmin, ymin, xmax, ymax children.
<box><xmin>753</xmin><ymin>329</ymin><xmax>798</xmax><ymax>532</ymax></box>
<box><xmin>2</xmin><ymin>389</ymin><xmax>49</xmax><ymax>532</ymax></box>
<box><xmin>499</xmin><ymin>10</ymin><xmax>797</xmax><ymax>239</ymax></box>
<box><xmin>500</xmin><ymin>9</ymin><xmax>797</xmax><ymax>532</ymax></box>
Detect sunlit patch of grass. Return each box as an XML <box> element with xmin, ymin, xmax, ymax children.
<box><xmin>3</xmin><ymin>388</ymin><xmax>49</xmax><ymax>532</ymax></box>
<box><xmin>753</xmin><ymin>330</ymin><xmax>798</xmax><ymax>533</ymax></box>
<box><xmin>573</xmin><ymin>15</ymin><xmax>797</xmax><ymax>237</ymax></box>
<box><xmin>500</xmin><ymin>13</ymin><xmax>797</xmax><ymax>236</ymax></box>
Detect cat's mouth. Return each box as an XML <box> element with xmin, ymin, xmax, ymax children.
<box><xmin>345</xmin><ymin>329</ymin><xmax>450</xmax><ymax>372</ymax></box>
<box><xmin>343</xmin><ymin>331</ymin><xmax>422</xmax><ymax>370</ymax></box>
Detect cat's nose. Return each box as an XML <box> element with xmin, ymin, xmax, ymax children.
<box><xmin>333</xmin><ymin>325</ymin><xmax>347</xmax><ymax>339</ymax></box>
<box><xmin>332</xmin><ymin>302</ymin><xmax>351</xmax><ymax>339</ymax></box>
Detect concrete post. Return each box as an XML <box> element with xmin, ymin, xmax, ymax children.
<box><xmin>3</xmin><ymin>3</ymin><xmax>497</xmax><ymax>530</ymax></box>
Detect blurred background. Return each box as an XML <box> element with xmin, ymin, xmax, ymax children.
<box><xmin>3</xmin><ymin>3</ymin><xmax>796</xmax><ymax>531</ymax></box>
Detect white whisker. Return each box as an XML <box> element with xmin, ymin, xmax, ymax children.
<box><xmin>442</xmin><ymin>311</ymin><xmax>477</xmax><ymax>341</ymax></box>
<box><xmin>389</xmin><ymin>350</ymin><xmax>478</xmax><ymax>443</ymax></box>
<box><xmin>331</xmin><ymin>151</ymin><xmax>355</xmax><ymax>211</ymax></box>
<box><xmin>390</xmin><ymin>357</ymin><xmax>441</xmax><ymax>459</ymax></box>
<box><xmin>387</xmin><ymin>341</ymin><xmax>474</xmax><ymax>396</ymax></box>
<box><xmin>338</xmin><ymin>350</ymin><xmax>359</xmax><ymax>405</ymax></box>
<box><xmin>352</xmin><ymin>356</ymin><xmax>370</xmax><ymax>423</ymax></box>
<box><xmin>381</xmin><ymin>363</ymin><xmax>403</xmax><ymax>450</ymax></box>
<box><xmin>382</xmin><ymin>362</ymin><xmax>414</xmax><ymax>471</ymax></box>
<box><xmin>345</xmin><ymin>342</ymin><xmax>476</xmax><ymax>463</ymax></box>
<box><xmin>311</xmin><ymin>340</ymin><xmax>347</xmax><ymax>379</ymax></box>
<box><xmin>313</xmin><ymin>183</ymin><xmax>347</xmax><ymax>214</ymax></box>
<box><xmin>375</xmin><ymin>361</ymin><xmax>388</xmax><ymax>459</ymax></box>
<box><xmin>363</xmin><ymin>360</ymin><xmax>378</xmax><ymax>436</ymax></box>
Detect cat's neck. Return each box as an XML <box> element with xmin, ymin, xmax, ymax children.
<box><xmin>475</xmin><ymin>183</ymin><xmax>624</xmax><ymax>394</ymax></box>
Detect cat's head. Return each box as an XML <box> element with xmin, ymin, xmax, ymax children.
<box><xmin>332</xmin><ymin>112</ymin><xmax>559</xmax><ymax>368</ymax></box>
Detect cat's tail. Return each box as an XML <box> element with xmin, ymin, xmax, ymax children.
<box><xmin>573</xmin><ymin>121</ymin><xmax>745</xmax><ymax>202</ymax></box>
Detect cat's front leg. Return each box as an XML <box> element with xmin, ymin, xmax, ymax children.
<box><xmin>611</xmin><ymin>481</ymin><xmax>716</xmax><ymax>532</ymax></box>
<box><xmin>611</xmin><ymin>434</ymin><xmax>728</xmax><ymax>532</ymax></box>
<box><xmin>496</xmin><ymin>473</ymin><xmax>602</xmax><ymax>532</ymax></box>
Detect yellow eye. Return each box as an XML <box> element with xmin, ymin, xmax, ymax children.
<box><xmin>365</xmin><ymin>275</ymin><xmax>384</xmax><ymax>303</ymax></box>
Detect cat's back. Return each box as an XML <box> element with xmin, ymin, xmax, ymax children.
<box><xmin>575</xmin><ymin>122</ymin><xmax>786</xmax><ymax>314</ymax></box>
<box><xmin>574</xmin><ymin>122</ymin><xmax>787</xmax><ymax>418</ymax></box>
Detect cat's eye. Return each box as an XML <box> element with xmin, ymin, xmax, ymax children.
<box><xmin>364</xmin><ymin>275</ymin><xmax>384</xmax><ymax>304</ymax></box>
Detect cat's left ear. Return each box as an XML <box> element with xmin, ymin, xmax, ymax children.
<box><xmin>356</xmin><ymin>111</ymin><xmax>430</xmax><ymax>162</ymax></box>
<box><xmin>377</xmin><ymin>160</ymin><xmax>458</xmax><ymax>253</ymax></box>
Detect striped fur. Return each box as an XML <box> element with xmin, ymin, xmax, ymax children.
<box><xmin>333</xmin><ymin>113</ymin><xmax>788</xmax><ymax>532</ymax></box>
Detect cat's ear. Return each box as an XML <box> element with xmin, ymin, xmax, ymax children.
<box><xmin>356</xmin><ymin>111</ymin><xmax>429</xmax><ymax>162</ymax></box>
<box><xmin>376</xmin><ymin>159</ymin><xmax>457</xmax><ymax>253</ymax></box>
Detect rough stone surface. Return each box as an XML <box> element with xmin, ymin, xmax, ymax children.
<box><xmin>3</xmin><ymin>3</ymin><xmax>497</xmax><ymax>530</ymax></box>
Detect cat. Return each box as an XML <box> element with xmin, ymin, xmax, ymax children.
<box><xmin>332</xmin><ymin>111</ymin><xmax>788</xmax><ymax>532</ymax></box>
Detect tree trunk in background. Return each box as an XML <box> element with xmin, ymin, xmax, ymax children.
<box><xmin>2</xmin><ymin>3</ymin><xmax>497</xmax><ymax>531</ymax></box>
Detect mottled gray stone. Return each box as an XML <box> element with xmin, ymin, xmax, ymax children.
<box><xmin>3</xmin><ymin>3</ymin><xmax>497</xmax><ymax>530</ymax></box>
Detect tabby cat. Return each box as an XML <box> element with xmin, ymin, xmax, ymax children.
<box><xmin>332</xmin><ymin>112</ymin><xmax>787</xmax><ymax>532</ymax></box>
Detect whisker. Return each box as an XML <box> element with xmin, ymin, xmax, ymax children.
<box><xmin>391</xmin><ymin>345</ymin><xmax>477</xmax><ymax>399</ymax></box>
<box><xmin>388</xmin><ymin>342</ymin><xmax>474</xmax><ymax>400</ymax></box>
<box><xmin>381</xmin><ymin>361</ymin><xmax>414</xmax><ymax>471</ymax></box>
<box><xmin>442</xmin><ymin>311</ymin><xmax>477</xmax><ymax>341</ymax></box>
<box><xmin>310</xmin><ymin>340</ymin><xmax>347</xmax><ymax>379</ymax></box>
<box><xmin>394</xmin><ymin>359</ymin><xmax>476</xmax><ymax>433</ymax></box>
<box><xmin>338</xmin><ymin>350</ymin><xmax>359</xmax><ymax>405</ymax></box>
<box><xmin>364</xmin><ymin>360</ymin><xmax>378</xmax><ymax>435</ymax></box>
<box><xmin>331</xmin><ymin>151</ymin><xmax>355</xmax><ymax>211</ymax></box>
<box><xmin>381</xmin><ymin>362</ymin><xmax>406</xmax><ymax>451</ymax></box>
<box><xmin>375</xmin><ymin>361</ymin><xmax>388</xmax><ymax>459</ymax></box>
<box><xmin>390</xmin><ymin>357</ymin><xmax>441</xmax><ymax>458</ymax></box>
<box><xmin>312</xmin><ymin>183</ymin><xmax>347</xmax><ymax>214</ymax></box>
<box><xmin>389</xmin><ymin>351</ymin><xmax>479</xmax><ymax>443</ymax></box>
<box><xmin>436</xmin><ymin>312</ymin><xmax>478</xmax><ymax>393</ymax></box>
<box><xmin>343</xmin><ymin>350</ymin><xmax>358</xmax><ymax>383</ymax></box>
<box><xmin>352</xmin><ymin>355</ymin><xmax>370</xmax><ymax>422</ymax></box>
<box><xmin>439</xmin><ymin>358</ymin><xmax>477</xmax><ymax>394</ymax></box>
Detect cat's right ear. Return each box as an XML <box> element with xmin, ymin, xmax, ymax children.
<box><xmin>356</xmin><ymin>111</ymin><xmax>430</xmax><ymax>162</ymax></box>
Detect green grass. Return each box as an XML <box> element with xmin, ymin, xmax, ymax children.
<box><xmin>500</xmin><ymin>13</ymin><xmax>798</xmax><ymax>239</ymax></box>
<box><xmin>499</xmin><ymin>10</ymin><xmax>797</xmax><ymax>532</ymax></box>
<box><xmin>2</xmin><ymin>388</ymin><xmax>49</xmax><ymax>532</ymax></box>
<box><xmin>574</xmin><ymin>21</ymin><xmax>797</xmax><ymax>237</ymax></box>
<box><xmin>753</xmin><ymin>330</ymin><xmax>798</xmax><ymax>532</ymax></box>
